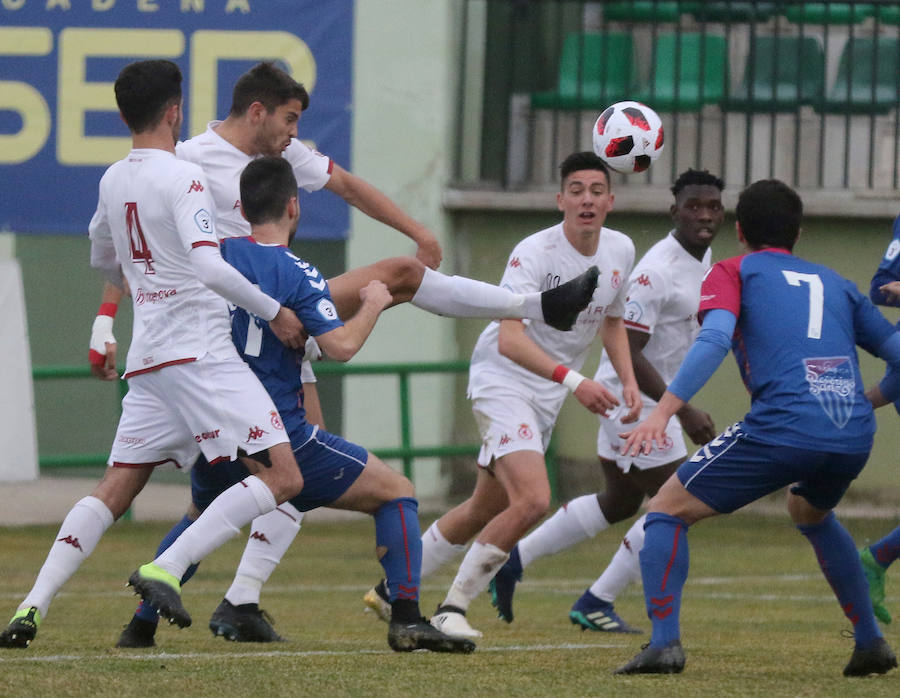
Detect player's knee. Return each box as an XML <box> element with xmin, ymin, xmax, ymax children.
<box><xmin>382</xmin><ymin>256</ymin><xmax>425</xmax><ymax>296</ymax></box>
<box><xmin>514</xmin><ymin>490</ymin><xmax>552</xmax><ymax>527</ymax></box>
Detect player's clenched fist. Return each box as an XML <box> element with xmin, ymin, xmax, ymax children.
<box><xmin>359</xmin><ymin>279</ymin><xmax>393</xmax><ymax>310</ymax></box>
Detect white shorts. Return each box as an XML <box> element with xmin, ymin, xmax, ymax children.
<box><xmin>596</xmin><ymin>403</ymin><xmax>687</xmax><ymax>472</ymax></box>
<box><xmin>471</xmin><ymin>391</ymin><xmax>557</xmax><ymax>468</ymax></box>
<box><xmin>108</xmin><ymin>354</ymin><xmax>288</xmax><ymax>470</ymax></box>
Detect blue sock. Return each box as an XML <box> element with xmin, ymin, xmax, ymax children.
<box><xmin>506</xmin><ymin>545</ymin><xmax>523</xmax><ymax>580</ymax></box>
<box><xmin>640</xmin><ymin>512</ymin><xmax>689</xmax><ymax>647</ymax></box>
<box><xmin>134</xmin><ymin>515</ymin><xmax>200</xmax><ymax>624</ymax></box>
<box><xmin>869</xmin><ymin>524</ymin><xmax>900</xmax><ymax>569</ymax></box>
<box><xmin>798</xmin><ymin>512</ymin><xmax>882</xmax><ymax>647</ymax></box>
<box><xmin>374</xmin><ymin>497</ymin><xmax>422</xmax><ymax>606</ymax></box>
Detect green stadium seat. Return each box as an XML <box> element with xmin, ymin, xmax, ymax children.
<box><xmin>531</xmin><ymin>33</ymin><xmax>634</xmax><ymax>110</ymax></box>
<box><xmin>817</xmin><ymin>37</ymin><xmax>900</xmax><ymax>114</ymax></box>
<box><xmin>604</xmin><ymin>1</ymin><xmax>684</xmax><ymax>23</ymax></box>
<box><xmin>783</xmin><ymin>3</ymin><xmax>874</xmax><ymax>25</ymax></box>
<box><xmin>632</xmin><ymin>33</ymin><xmax>728</xmax><ymax>112</ymax></box>
<box><xmin>692</xmin><ymin>2</ymin><xmax>777</xmax><ymax>23</ymax></box>
<box><xmin>724</xmin><ymin>36</ymin><xmax>825</xmax><ymax>111</ymax></box>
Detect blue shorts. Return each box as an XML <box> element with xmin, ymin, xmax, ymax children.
<box><xmin>191</xmin><ymin>427</ymin><xmax>368</xmax><ymax>513</ymax></box>
<box><xmin>676</xmin><ymin>422</ymin><xmax>869</xmax><ymax>513</ymax></box>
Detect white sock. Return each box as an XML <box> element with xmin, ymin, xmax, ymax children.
<box><xmin>442</xmin><ymin>541</ymin><xmax>509</xmax><ymax>612</ymax></box>
<box><xmin>421</xmin><ymin>521</ymin><xmax>467</xmax><ymax>579</ymax></box>
<box><xmin>21</xmin><ymin>496</ymin><xmax>114</xmax><ymax>618</ymax></box>
<box><xmin>589</xmin><ymin>514</ymin><xmax>646</xmax><ymax>602</ymax></box>
<box><xmin>411</xmin><ymin>268</ymin><xmax>542</xmax><ymax>319</ymax></box>
<box><xmin>155</xmin><ymin>475</ymin><xmax>276</xmax><ymax>581</ymax></box>
<box><xmin>224</xmin><ymin>503</ymin><xmax>303</xmax><ymax>607</ymax></box>
<box><xmin>518</xmin><ymin>494</ymin><xmax>609</xmax><ymax>569</ymax></box>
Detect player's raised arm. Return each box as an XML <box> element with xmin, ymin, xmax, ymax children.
<box><xmin>325</xmin><ymin>164</ymin><xmax>442</xmax><ymax>269</ymax></box>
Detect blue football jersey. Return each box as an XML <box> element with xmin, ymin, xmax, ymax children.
<box><xmin>871</xmin><ymin>214</ymin><xmax>900</xmax><ymax>307</ymax></box>
<box><xmin>700</xmin><ymin>249</ymin><xmax>895</xmax><ymax>452</ymax></box>
<box><xmin>221</xmin><ymin>237</ymin><xmax>343</xmax><ymax>441</ymax></box>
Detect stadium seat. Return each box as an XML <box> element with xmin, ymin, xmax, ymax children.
<box><xmin>723</xmin><ymin>35</ymin><xmax>825</xmax><ymax>112</ymax></box>
<box><xmin>691</xmin><ymin>2</ymin><xmax>777</xmax><ymax>23</ymax></box>
<box><xmin>530</xmin><ymin>33</ymin><xmax>634</xmax><ymax>110</ymax></box>
<box><xmin>603</xmin><ymin>1</ymin><xmax>685</xmax><ymax>23</ymax></box>
<box><xmin>817</xmin><ymin>37</ymin><xmax>900</xmax><ymax>114</ymax></box>
<box><xmin>632</xmin><ymin>33</ymin><xmax>728</xmax><ymax>112</ymax></box>
<box><xmin>783</xmin><ymin>3</ymin><xmax>874</xmax><ymax>25</ymax></box>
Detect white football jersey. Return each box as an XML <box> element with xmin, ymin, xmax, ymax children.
<box><xmin>594</xmin><ymin>231</ymin><xmax>711</xmax><ymax>401</ymax></box>
<box><xmin>175</xmin><ymin>121</ymin><xmax>333</xmax><ymax>239</ymax></box>
<box><xmin>468</xmin><ymin>223</ymin><xmax>635</xmax><ymax>416</ymax></box>
<box><xmin>88</xmin><ymin>149</ymin><xmax>236</xmax><ymax>378</ymax></box>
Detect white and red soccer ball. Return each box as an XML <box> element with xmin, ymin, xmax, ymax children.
<box><xmin>592</xmin><ymin>101</ymin><xmax>664</xmax><ymax>174</ymax></box>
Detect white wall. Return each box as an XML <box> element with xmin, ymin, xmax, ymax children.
<box><xmin>0</xmin><ymin>236</ymin><xmax>39</xmax><ymax>482</ymax></box>
<box><xmin>346</xmin><ymin>1</ymin><xmax>460</xmax><ymax>497</ymax></box>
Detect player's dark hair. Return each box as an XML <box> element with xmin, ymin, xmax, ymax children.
<box><xmin>671</xmin><ymin>169</ymin><xmax>724</xmax><ymax>197</ymax></box>
<box><xmin>559</xmin><ymin>151</ymin><xmax>610</xmax><ymax>189</ymax></box>
<box><xmin>240</xmin><ymin>156</ymin><xmax>298</xmax><ymax>225</ymax></box>
<box><xmin>114</xmin><ymin>60</ymin><xmax>182</xmax><ymax>134</ymax></box>
<box><xmin>230</xmin><ymin>62</ymin><xmax>310</xmax><ymax>116</ymax></box>
<box><xmin>736</xmin><ymin>179</ymin><xmax>803</xmax><ymax>251</ymax></box>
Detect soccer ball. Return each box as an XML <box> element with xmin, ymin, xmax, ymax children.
<box><xmin>592</xmin><ymin>101</ymin><xmax>664</xmax><ymax>174</ymax></box>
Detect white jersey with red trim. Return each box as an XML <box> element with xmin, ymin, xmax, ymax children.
<box><xmin>594</xmin><ymin>231</ymin><xmax>711</xmax><ymax>396</ymax></box>
<box><xmin>468</xmin><ymin>222</ymin><xmax>634</xmax><ymax>416</ymax></box>
<box><xmin>175</xmin><ymin>121</ymin><xmax>333</xmax><ymax>239</ymax></box>
<box><xmin>88</xmin><ymin>148</ymin><xmax>236</xmax><ymax>377</ymax></box>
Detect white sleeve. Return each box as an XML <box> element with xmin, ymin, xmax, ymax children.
<box><xmin>88</xmin><ymin>181</ymin><xmax>124</xmax><ymax>288</ymax></box>
<box><xmin>284</xmin><ymin>140</ymin><xmax>333</xmax><ymax>192</ymax></box>
<box><xmin>300</xmin><ymin>360</ymin><xmax>317</xmax><ymax>384</ymax></box>
<box><xmin>190</xmin><ymin>244</ymin><xmax>280</xmax><ymax>321</ymax></box>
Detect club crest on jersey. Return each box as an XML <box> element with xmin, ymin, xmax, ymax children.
<box><xmin>517</xmin><ymin>423</ymin><xmax>533</xmax><ymax>440</ymax></box>
<box><xmin>804</xmin><ymin>356</ymin><xmax>855</xmax><ymax>428</ymax></box>
<box><xmin>611</xmin><ymin>270</ymin><xmax>622</xmax><ymax>289</ymax></box>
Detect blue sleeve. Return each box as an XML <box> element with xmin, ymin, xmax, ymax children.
<box><xmin>875</xmin><ymin>332</ymin><xmax>900</xmax><ymax>408</ymax></box>
<box><xmin>667</xmin><ymin>308</ymin><xmax>736</xmax><ymax>403</ymax></box>
<box><xmin>870</xmin><ymin>216</ymin><xmax>900</xmax><ymax>307</ymax></box>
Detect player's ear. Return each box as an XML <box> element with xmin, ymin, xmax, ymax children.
<box><xmin>248</xmin><ymin>101</ymin><xmax>267</xmax><ymax>123</ymax></box>
<box><xmin>287</xmin><ymin>196</ymin><xmax>299</xmax><ymax>221</ymax></box>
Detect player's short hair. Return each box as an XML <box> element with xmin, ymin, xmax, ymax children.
<box><xmin>230</xmin><ymin>62</ymin><xmax>310</xmax><ymax>116</ymax></box>
<box><xmin>114</xmin><ymin>60</ymin><xmax>182</xmax><ymax>134</ymax></box>
<box><xmin>240</xmin><ymin>156</ymin><xmax>298</xmax><ymax>225</ymax></box>
<box><xmin>671</xmin><ymin>169</ymin><xmax>724</xmax><ymax>197</ymax></box>
<box><xmin>559</xmin><ymin>152</ymin><xmax>610</xmax><ymax>190</ymax></box>
<box><xmin>736</xmin><ymin>179</ymin><xmax>803</xmax><ymax>251</ymax></box>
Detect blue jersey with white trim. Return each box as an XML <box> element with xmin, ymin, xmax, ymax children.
<box><xmin>700</xmin><ymin>249</ymin><xmax>895</xmax><ymax>452</ymax></box>
<box><xmin>221</xmin><ymin>236</ymin><xmax>343</xmax><ymax>441</ymax></box>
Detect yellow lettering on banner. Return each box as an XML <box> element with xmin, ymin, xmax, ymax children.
<box><xmin>0</xmin><ymin>28</ymin><xmax>53</xmax><ymax>164</ymax></box>
<box><xmin>92</xmin><ymin>0</ymin><xmax>116</xmax><ymax>11</ymax></box>
<box><xmin>225</xmin><ymin>0</ymin><xmax>250</xmax><ymax>14</ymax></box>
<box><xmin>137</xmin><ymin>0</ymin><xmax>159</xmax><ymax>11</ymax></box>
<box><xmin>2</xmin><ymin>0</ymin><xmax>27</xmax><ymax>10</ymax></box>
<box><xmin>181</xmin><ymin>0</ymin><xmax>204</xmax><ymax>12</ymax></box>
<box><xmin>58</xmin><ymin>28</ymin><xmax>184</xmax><ymax>165</ymax></box>
<box><xmin>46</xmin><ymin>0</ymin><xmax>71</xmax><ymax>10</ymax></box>
<box><xmin>190</xmin><ymin>31</ymin><xmax>315</xmax><ymax>135</ymax></box>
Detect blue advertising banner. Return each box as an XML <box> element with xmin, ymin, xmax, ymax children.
<box><xmin>0</xmin><ymin>0</ymin><xmax>353</xmax><ymax>239</ymax></box>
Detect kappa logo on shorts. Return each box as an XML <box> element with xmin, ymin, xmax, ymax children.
<box><xmin>499</xmin><ymin>434</ymin><xmax>511</xmax><ymax>447</ymax></box>
<box><xmin>803</xmin><ymin>356</ymin><xmax>855</xmax><ymax>429</ymax></box>
<box><xmin>270</xmin><ymin>411</ymin><xmax>283</xmax><ymax>430</ymax></box>
<box><xmin>517</xmin><ymin>423</ymin><xmax>533</xmax><ymax>440</ymax></box>
<box><xmin>245</xmin><ymin>425</ymin><xmax>269</xmax><ymax>442</ymax></box>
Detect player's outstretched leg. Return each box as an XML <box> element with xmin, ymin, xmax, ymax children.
<box><xmin>127</xmin><ymin>563</ymin><xmax>192</xmax><ymax>628</ymax></box>
<box><xmin>0</xmin><ymin>608</ymin><xmax>41</xmax><ymax>649</ymax></box>
<box><xmin>541</xmin><ymin>266</ymin><xmax>599</xmax><ymax>331</ymax></box>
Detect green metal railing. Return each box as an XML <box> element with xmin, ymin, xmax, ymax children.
<box><xmin>32</xmin><ymin>360</ymin><xmax>480</xmax><ymax>479</ymax></box>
